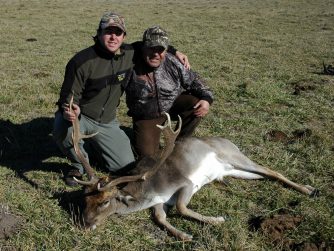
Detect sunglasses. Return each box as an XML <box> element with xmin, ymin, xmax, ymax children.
<box><xmin>146</xmin><ymin>46</ymin><xmax>166</xmax><ymax>54</ymax></box>
<box><xmin>103</xmin><ymin>27</ymin><xmax>124</xmax><ymax>36</ymax></box>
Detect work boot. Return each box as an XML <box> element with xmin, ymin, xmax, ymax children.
<box><xmin>64</xmin><ymin>169</ymin><xmax>82</xmax><ymax>187</ymax></box>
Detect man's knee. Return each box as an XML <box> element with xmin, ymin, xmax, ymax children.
<box><xmin>105</xmin><ymin>152</ymin><xmax>135</xmax><ymax>172</ymax></box>
<box><xmin>172</xmin><ymin>94</ymin><xmax>199</xmax><ymax>111</ymax></box>
<box><xmin>100</xmin><ymin>129</ymin><xmax>135</xmax><ymax>172</ymax></box>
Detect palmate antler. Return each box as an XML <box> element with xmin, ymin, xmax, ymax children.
<box><xmin>156</xmin><ymin>112</ymin><xmax>182</xmax><ymax>163</ymax></box>
<box><xmin>137</xmin><ymin>112</ymin><xmax>182</xmax><ymax>180</ymax></box>
<box><xmin>70</xmin><ymin>95</ymin><xmax>98</xmax><ymax>183</ymax></box>
<box><xmin>97</xmin><ymin>174</ymin><xmax>146</xmax><ymax>192</ymax></box>
<box><xmin>97</xmin><ymin>112</ymin><xmax>181</xmax><ymax>190</ymax></box>
<box><xmin>70</xmin><ymin>95</ymin><xmax>146</xmax><ymax>188</ymax></box>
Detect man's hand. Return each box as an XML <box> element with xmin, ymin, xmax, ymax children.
<box><xmin>175</xmin><ymin>51</ymin><xmax>191</xmax><ymax>70</ymax></box>
<box><xmin>193</xmin><ymin>100</ymin><xmax>210</xmax><ymax>117</ymax></box>
<box><xmin>62</xmin><ymin>103</ymin><xmax>80</xmax><ymax>122</ymax></box>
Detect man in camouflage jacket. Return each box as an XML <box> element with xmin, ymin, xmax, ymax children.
<box><xmin>126</xmin><ymin>26</ymin><xmax>213</xmax><ymax>159</ymax></box>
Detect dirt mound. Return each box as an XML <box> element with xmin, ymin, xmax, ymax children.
<box><xmin>259</xmin><ymin>214</ymin><xmax>302</xmax><ymax>242</ymax></box>
<box><xmin>0</xmin><ymin>205</ymin><xmax>24</xmax><ymax>240</ymax></box>
<box><xmin>265</xmin><ymin>128</ymin><xmax>312</xmax><ymax>143</ymax></box>
<box><xmin>249</xmin><ymin>213</ymin><xmax>330</xmax><ymax>250</ymax></box>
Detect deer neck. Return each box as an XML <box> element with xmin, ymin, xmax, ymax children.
<box><xmin>113</xmin><ymin>182</ymin><xmax>159</xmax><ymax>214</ymax></box>
<box><xmin>114</xmin><ymin>192</ymin><xmax>151</xmax><ymax>214</ymax></box>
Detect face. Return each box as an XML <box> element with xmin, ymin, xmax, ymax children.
<box><xmin>82</xmin><ymin>177</ymin><xmax>118</xmax><ymax>230</ymax></box>
<box><xmin>99</xmin><ymin>27</ymin><xmax>125</xmax><ymax>53</ymax></box>
<box><xmin>143</xmin><ymin>46</ymin><xmax>167</xmax><ymax>68</ymax></box>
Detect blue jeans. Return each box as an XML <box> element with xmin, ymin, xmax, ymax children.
<box><xmin>52</xmin><ymin>111</ymin><xmax>135</xmax><ymax>173</ymax></box>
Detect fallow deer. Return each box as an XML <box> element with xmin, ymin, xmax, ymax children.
<box><xmin>70</xmin><ymin>98</ymin><xmax>317</xmax><ymax>240</ymax></box>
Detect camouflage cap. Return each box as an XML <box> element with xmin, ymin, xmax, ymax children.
<box><xmin>99</xmin><ymin>12</ymin><xmax>126</xmax><ymax>33</ymax></box>
<box><xmin>142</xmin><ymin>26</ymin><xmax>169</xmax><ymax>50</ymax></box>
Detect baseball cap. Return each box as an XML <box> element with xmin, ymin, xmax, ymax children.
<box><xmin>99</xmin><ymin>12</ymin><xmax>126</xmax><ymax>33</ymax></box>
<box><xmin>142</xmin><ymin>25</ymin><xmax>169</xmax><ymax>50</ymax></box>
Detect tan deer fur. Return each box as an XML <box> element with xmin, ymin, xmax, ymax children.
<box><xmin>72</xmin><ymin>111</ymin><xmax>317</xmax><ymax>241</ymax></box>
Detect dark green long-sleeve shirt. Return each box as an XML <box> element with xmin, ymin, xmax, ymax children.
<box><xmin>57</xmin><ymin>41</ymin><xmax>177</xmax><ymax>123</ymax></box>
<box><xmin>57</xmin><ymin>41</ymin><xmax>135</xmax><ymax>123</ymax></box>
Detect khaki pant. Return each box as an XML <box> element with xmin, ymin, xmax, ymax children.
<box><xmin>52</xmin><ymin>111</ymin><xmax>135</xmax><ymax>173</ymax></box>
<box><xmin>132</xmin><ymin>94</ymin><xmax>201</xmax><ymax>159</ymax></box>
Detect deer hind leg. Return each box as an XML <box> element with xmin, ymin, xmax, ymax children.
<box><xmin>152</xmin><ymin>203</ymin><xmax>193</xmax><ymax>241</ymax></box>
<box><xmin>176</xmin><ymin>186</ymin><xmax>225</xmax><ymax>224</ymax></box>
<box><xmin>213</xmin><ymin>138</ymin><xmax>317</xmax><ymax>196</ymax></box>
<box><xmin>255</xmin><ymin>165</ymin><xmax>318</xmax><ymax>196</ymax></box>
<box><xmin>227</xmin><ymin>156</ymin><xmax>317</xmax><ymax>196</ymax></box>
<box><xmin>218</xmin><ymin>144</ymin><xmax>318</xmax><ymax>196</ymax></box>
<box><xmin>228</xmin><ymin>166</ymin><xmax>316</xmax><ymax>196</ymax></box>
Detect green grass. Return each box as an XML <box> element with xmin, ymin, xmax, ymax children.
<box><xmin>1</xmin><ymin>0</ymin><xmax>334</xmax><ymax>250</ymax></box>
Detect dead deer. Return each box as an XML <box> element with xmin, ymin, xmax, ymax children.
<box><xmin>71</xmin><ymin>106</ymin><xmax>317</xmax><ymax>240</ymax></box>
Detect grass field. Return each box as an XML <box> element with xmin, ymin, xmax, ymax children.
<box><xmin>1</xmin><ymin>0</ymin><xmax>333</xmax><ymax>250</ymax></box>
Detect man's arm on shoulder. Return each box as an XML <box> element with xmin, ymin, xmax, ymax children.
<box><xmin>167</xmin><ymin>54</ymin><xmax>213</xmax><ymax>104</ymax></box>
<box><xmin>167</xmin><ymin>45</ymin><xmax>190</xmax><ymax>69</ymax></box>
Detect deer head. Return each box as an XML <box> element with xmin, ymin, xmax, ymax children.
<box><xmin>73</xmin><ymin>111</ymin><xmax>181</xmax><ymax>230</ymax></box>
<box><xmin>69</xmin><ymin>95</ymin><xmax>147</xmax><ymax>229</ymax></box>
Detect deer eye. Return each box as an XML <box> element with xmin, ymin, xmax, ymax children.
<box><xmin>99</xmin><ymin>200</ymin><xmax>110</xmax><ymax>209</ymax></box>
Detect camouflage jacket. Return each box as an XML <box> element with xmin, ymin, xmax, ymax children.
<box><xmin>125</xmin><ymin>53</ymin><xmax>213</xmax><ymax>120</ymax></box>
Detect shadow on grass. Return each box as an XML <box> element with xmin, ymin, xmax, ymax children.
<box><xmin>0</xmin><ymin>117</ymin><xmax>90</xmax><ymax>227</ymax></box>
<box><xmin>53</xmin><ymin>189</ymin><xmax>86</xmax><ymax>228</ymax></box>
<box><xmin>0</xmin><ymin>117</ymin><xmax>135</xmax><ymax>220</ymax></box>
<box><xmin>0</xmin><ymin>117</ymin><xmax>71</xmax><ymax>188</ymax></box>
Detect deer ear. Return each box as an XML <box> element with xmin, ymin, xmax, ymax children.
<box><xmin>97</xmin><ymin>182</ymin><xmax>111</xmax><ymax>191</ymax></box>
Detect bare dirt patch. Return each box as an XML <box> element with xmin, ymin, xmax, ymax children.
<box><xmin>289</xmin><ymin>78</ymin><xmax>331</xmax><ymax>95</ymax></box>
<box><xmin>292</xmin><ymin>82</ymin><xmax>316</xmax><ymax>95</ymax></box>
<box><xmin>0</xmin><ymin>205</ymin><xmax>24</xmax><ymax>240</ymax></box>
<box><xmin>249</xmin><ymin>213</ymin><xmax>331</xmax><ymax>250</ymax></box>
<box><xmin>264</xmin><ymin>128</ymin><xmax>312</xmax><ymax>143</ymax></box>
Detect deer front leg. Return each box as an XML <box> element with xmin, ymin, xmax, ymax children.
<box><xmin>152</xmin><ymin>203</ymin><xmax>193</xmax><ymax>241</ymax></box>
<box><xmin>176</xmin><ymin>186</ymin><xmax>225</xmax><ymax>224</ymax></box>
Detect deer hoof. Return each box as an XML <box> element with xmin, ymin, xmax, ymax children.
<box><xmin>306</xmin><ymin>185</ymin><xmax>319</xmax><ymax>197</ymax></box>
<box><xmin>216</xmin><ymin>216</ymin><xmax>225</xmax><ymax>223</ymax></box>
<box><xmin>210</xmin><ymin>216</ymin><xmax>225</xmax><ymax>225</ymax></box>
<box><xmin>178</xmin><ymin>232</ymin><xmax>193</xmax><ymax>241</ymax></box>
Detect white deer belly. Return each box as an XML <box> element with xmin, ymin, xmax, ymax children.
<box><xmin>187</xmin><ymin>152</ymin><xmax>233</xmax><ymax>193</ymax></box>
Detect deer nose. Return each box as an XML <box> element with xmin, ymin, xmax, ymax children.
<box><xmin>83</xmin><ymin>220</ymin><xmax>97</xmax><ymax>230</ymax></box>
